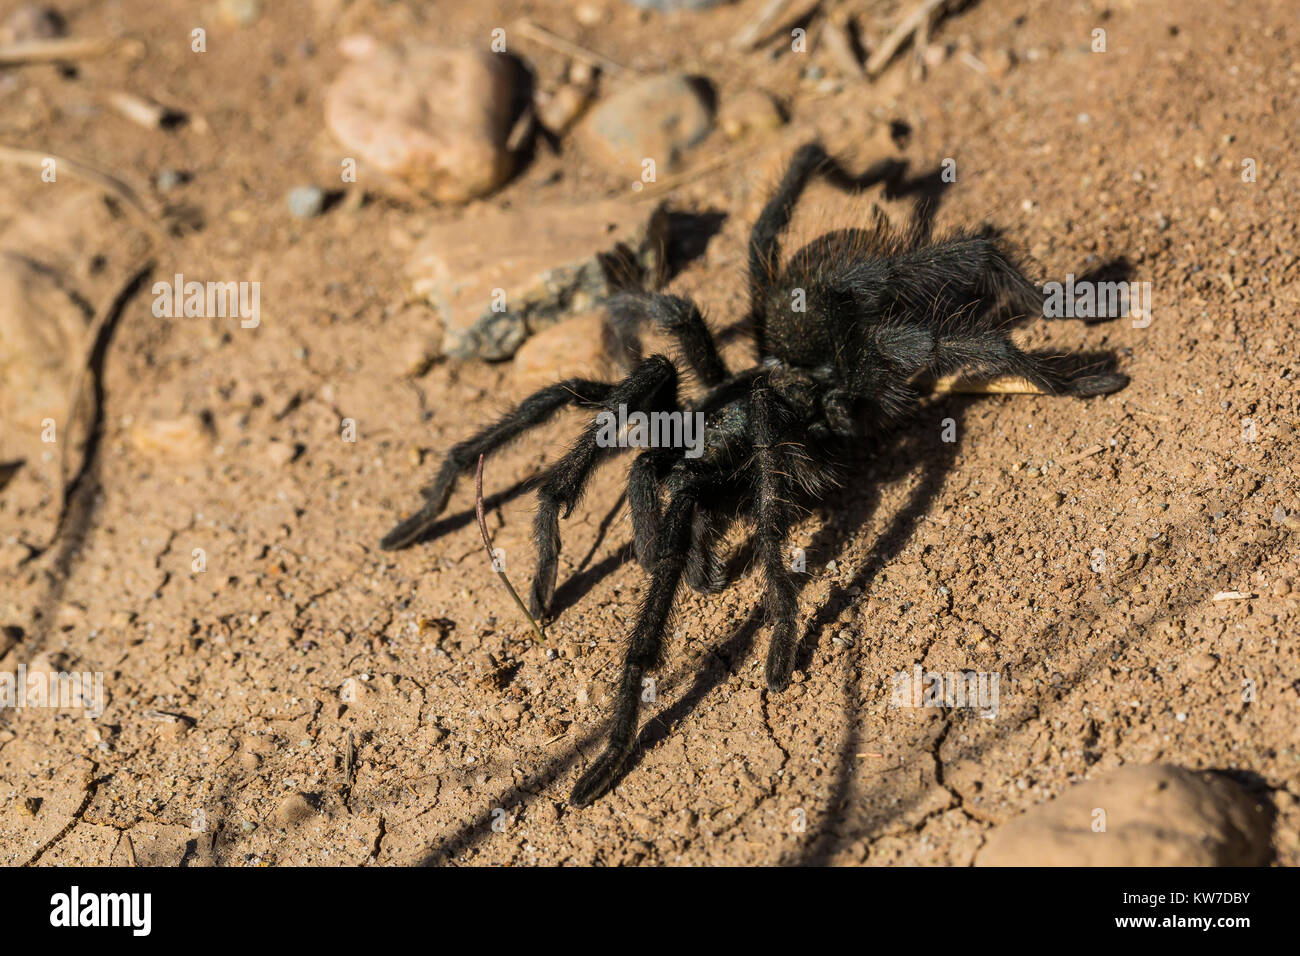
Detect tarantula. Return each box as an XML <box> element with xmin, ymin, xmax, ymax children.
<box><xmin>381</xmin><ymin>143</ymin><xmax>1128</xmax><ymax>807</ymax></box>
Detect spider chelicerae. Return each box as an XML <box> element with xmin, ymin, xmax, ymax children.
<box><xmin>381</xmin><ymin>143</ymin><xmax>1129</xmax><ymax>807</ymax></box>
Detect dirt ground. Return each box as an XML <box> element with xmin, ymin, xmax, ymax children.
<box><xmin>2</xmin><ymin>0</ymin><xmax>1298</xmax><ymax>866</ymax></box>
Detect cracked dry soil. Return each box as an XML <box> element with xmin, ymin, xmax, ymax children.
<box><xmin>2</xmin><ymin>0</ymin><xmax>1299</xmax><ymax>865</ymax></box>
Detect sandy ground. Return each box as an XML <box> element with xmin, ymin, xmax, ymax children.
<box><xmin>2</xmin><ymin>0</ymin><xmax>1298</xmax><ymax>866</ymax></box>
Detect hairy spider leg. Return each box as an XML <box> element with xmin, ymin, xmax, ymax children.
<box><xmin>380</xmin><ymin>378</ymin><xmax>615</xmax><ymax>551</ymax></box>
<box><xmin>750</xmin><ymin>383</ymin><xmax>802</xmax><ymax>690</ymax></box>
<box><xmin>529</xmin><ymin>355</ymin><xmax>680</xmax><ymax>619</ymax></box>
<box><xmin>606</xmin><ymin>292</ymin><xmax>729</xmax><ymax>387</ymax></box>
<box><xmin>570</xmin><ymin>478</ymin><xmax>703</xmax><ymax>807</ymax></box>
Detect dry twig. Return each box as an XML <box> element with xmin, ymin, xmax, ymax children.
<box><xmin>475</xmin><ymin>454</ymin><xmax>546</xmax><ymax>643</ymax></box>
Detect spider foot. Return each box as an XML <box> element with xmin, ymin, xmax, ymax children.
<box><xmin>570</xmin><ymin>743</ymin><xmax>632</xmax><ymax>807</ymax></box>
<box><xmin>765</xmin><ymin>620</ymin><xmax>797</xmax><ymax>691</ymax></box>
<box><xmin>1069</xmin><ymin>372</ymin><xmax>1129</xmax><ymax>396</ymax></box>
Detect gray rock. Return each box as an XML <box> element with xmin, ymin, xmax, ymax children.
<box><xmin>155</xmin><ymin>168</ymin><xmax>186</xmax><ymax>192</ymax></box>
<box><xmin>405</xmin><ymin>200</ymin><xmax>666</xmax><ymax>361</ymax></box>
<box><xmin>287</xmin><ymin>185</ymin><xmax>327</xmax><ymax>219</ymax></box>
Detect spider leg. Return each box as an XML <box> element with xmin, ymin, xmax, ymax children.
<box><xmin>570</xmin><ymin>481</ymin><xmax>700</xmax><ymax>807</ymax></box>
<box><xmin>750</xmin><ymin>384</ymin><xmax>801</xmax><ymax>690</ymax></box>
<box><xmin>933</xmin><ymin>333</ymin><xmax>1129</xmax><ymax>397</ymax></box>
<box><xmin>607</xmin><ymin>292</ymin><xmax>728</xmax><ymax>386</ymax></box>
<box><xmin>748</xmin><ymin>144</ymin><xmax>830</xmax><ymax>339</ymax></box>
<box><xmin>628</xmin><ymin>450</ymin><xmax>669</xmax><ymax>570</ymax></box>
<box><xmin>530</xmin><ymin>356</ymin><xmax>680</xmax><ymax>618</ymax></box>
<box><xmin>380</xmin><ymin>379</ymin><xmax>614</xmax><ymax>550</ymax></box>
<box><xmin>685</xmin><ymin>507</ymin><xmax>729</xmax><ymax>593</ymax></box>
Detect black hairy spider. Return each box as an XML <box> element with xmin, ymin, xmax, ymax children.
<box><xmin>381</xmin><ymin>143</ymin><xmax>1128</xmax><ymax>807</ymax></box>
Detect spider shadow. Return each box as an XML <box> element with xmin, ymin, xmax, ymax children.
<box><xmin>412</xmin><ymin>397</ymin><xmax>975</xmax><ymax>866</ymax></box>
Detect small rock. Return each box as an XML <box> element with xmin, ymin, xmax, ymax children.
<box><xmin>583</xmin><ymin>74</ymin><xmax>714</xmax><ymax>176</ymax></box>
<box><xmin>155</xmin><ymin>168</ymin><xmax>186</xmax><ymax>192</ymax></box>
<box><xmin>266</xmin><ymin>440</ymin><xmax>299</xmax><ymax>466</ymax></box>
<box><xmin>513</xmin><ymin>312</ymin><xmax>613</xmax><ymax>387</ymax></box>
<box><xmin>501</xmin><ymin>702</ymin><xmax>525</xmax><ymax>722</ymax></box>
<box><xmin>537</xmin><ymin>82</ymin><xmax>594</xmax><ymax>135</ymax></box>
<box><xmin>19</xmin><ymin>796</ymin><xmax>41</xmax><ymax>816</ymax></box>
<box><xmin>0</xmin><ymin>3</ymin><xmax>65</xmax><ymax>44</ymax></box>
<box><xmin>922</xmin><ymin>44</ymin><xmax>949</xmax><ymax>69</ymax></box>
<box><xmin>130</xmin><ymin>415</ymin><xmax>215</xmax><ymax>460</ymax></box>
<box><xmin>718</xmin><ymin>89</ymin><xmax>784</xmax><ymax>141</ymax></box>
<box><xmin>1272</xmin><ymin>577</ymin><xmax>1293</xmax><ymax>597</ymax></box>
<box><xmin>977</xmin><ymin>764</ymin><xmax>1271</xmax><ymax>866</ymax></box>
<box><xmin>404</xmin><ymin>200</ymin><xmax>658</xmax><ymax>359</ymax></box>
<box><xmin>986</xmin><ymin>48</ymin><xmax>1015</xmax><ymax>77</ymax></box>
<box><xmin>400</xmin><ymin>332</ymin><xmax>443</xmax><ymax>378</ymax></box>
<box><xmin>217</xmin><ymin>0</ymin><xmax>261</xmax><ymax>26</ymax></box>
<box><xmin>272</xmin><ymin>792</ymin><xmax>316</xmax><ymax>826</ymax></box>
<box><xmin>287</xmin><ymin>185</ymin><xmax>326</xmax><ymax>219</ymax></box>
<box><xmin>325</xmin><ymin>44</ymin><xmax>524</xmax><ymax>202</ymax></box>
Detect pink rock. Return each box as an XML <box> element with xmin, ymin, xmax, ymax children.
<box><xmin>325</xmin><ymin>44</ymin><xmax>522</xmax><ymax>203</ymax></box>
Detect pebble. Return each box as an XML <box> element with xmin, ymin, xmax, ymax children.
<box><xmin>0</xmin><ymin>3</ymin><xmax>65</xmax><ymax>44</ymax></box>
<box><xmin>583</xmin><ymin>73</ymin><xmax>714</xmax><ymax>176</ymax></box>
<box><xmin>537</xmin><ymin>82</ymin><xmax>594</xmax><ymax>135</ymax></box>
<box><xmin>399</xmin><ymin>328</ymin><xmax>444</xmax><ymax>378</ymax></box>
<box><xmin>155</xmin><ymin>168</ymin><xmax>186</xmax><ymax>192</ymax></box>
<box><xmin>325</xmin><ymin>44</ymin><xmax>522</xmax><ymax>203</ymax></box>
<box><xmin>266</xmin><ymin>440</ymin><xmax>299</xmax><ymax>466</ymax></box>
<box><xmin>287</xmin><ymin>185</ymin><xmax>326</xmax><ymax>219</ymax></box>
<box><xmin>272</xmin><ymin>792</ymin><xmax>315</xmax><ymax>826</ymax></box>
<box><xmin>130</xmin><ymin>415</ymin><xmax>215</xmax><ymax>460</ymax></box>
<box><xmin>986</xmin><ymin>48</ymin><xmax>1014</xmax><ymax>77</ymax></box>
<box><xmin>718</xmin><ymin>89</ymin><xmax>784</xmax><ymax>141</ymax></box>
<box><xmin>217</xmin><ymin>0</ymin><xmax>261</xmax><ymax>27</ymax></box>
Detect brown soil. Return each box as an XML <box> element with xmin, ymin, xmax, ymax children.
<box><xmin>2</xmin><ymin>0</ymin><xmax>1298</xmax><ymax>866</ymax></box>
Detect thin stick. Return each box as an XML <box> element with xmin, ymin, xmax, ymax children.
<box><xmin>0</xmin><ymin>37</ymin><xmax>117</xmax><ymax>65</ymax></box>
<box><xmin>514</xmin><ymin>19</ymin><xmax>625</xmax><ymax>74</ymax></box>
<box><xmin>475</xmin><ymin>454</ymin><xmax>546</xmax><ymax>643</ymax></box>
<box><xmin>866</xmin><ymin>0</ymin><xmax>952</xmax><ymax>78</ymax></box>
<box><xmin>1058</xmin><ymin>444</ymin><xmax>1105</xmax><ymax>464</ymax></box>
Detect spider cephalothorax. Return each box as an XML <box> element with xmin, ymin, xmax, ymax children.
<box><xmin>381</xmin><ymin>143</ymin><xmax>1128</xmax><ymax>807</ymax></box>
